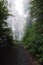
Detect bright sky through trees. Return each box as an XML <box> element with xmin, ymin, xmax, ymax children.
<box><xmin>7</xmin><ymin>0</ymin><xmax>27</xmax><ymax>40</ymax></box>
<box><xmin>15</xmin><ymin>0</ymin><xmax>24</xmax><ymax>15</ymax></box>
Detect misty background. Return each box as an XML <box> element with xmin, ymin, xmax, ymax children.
<box><xmin>7</xmin><ymin>0</ymin><xmax>30</xmax><ymax>41</ymax></box>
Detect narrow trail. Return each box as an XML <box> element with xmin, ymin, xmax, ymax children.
<box><xmin>0</xmin><ymin>44</ymin><xmax>37</xmax><ymax>65</ymax></box>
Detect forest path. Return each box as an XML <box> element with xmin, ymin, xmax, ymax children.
<box><xmin>0</xmin><ymin>44</ymin><xmax>35</xmax><ymax>65</ymax></box>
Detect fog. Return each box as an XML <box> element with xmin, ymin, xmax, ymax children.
<box><xmin>7</xmin><ymin>0</ymin><xmax>30</xmax><ymax>41</ymax></box>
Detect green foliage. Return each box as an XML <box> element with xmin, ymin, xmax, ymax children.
<box><xmin>23</xmin><ymin>0</ymin><xmax>43</xmax><ymax>65</ymax></box>
<box><xmin>0</xmin><ymin>0</ymin><xmax>14</xmax><ymax>47</ymax></box>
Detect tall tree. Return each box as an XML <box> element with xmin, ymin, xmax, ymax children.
<box><xmin>0</xmin><ymin>0</ymin><xmax>14</xmax><ymax>47</ymax></box>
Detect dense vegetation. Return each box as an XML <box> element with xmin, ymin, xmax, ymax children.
<box><xmin>0</xmin><ymin>0</ymin><xmax>14</xmax><ymax>47</ymax></box>
<box><xmin>23</xmin><ymin>0</ymin><xmax>43</xmax><ymax>65</ymax></box>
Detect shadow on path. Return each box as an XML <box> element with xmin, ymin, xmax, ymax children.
<box><xmin>0</xmin><ymin>46</ymin><xmax>18</xmax><ymax>65</ymax></box>
<box><xmin>0</xmin><ymin>44</ymin><xmax>36</xmax><ymax>65</ymax></box>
